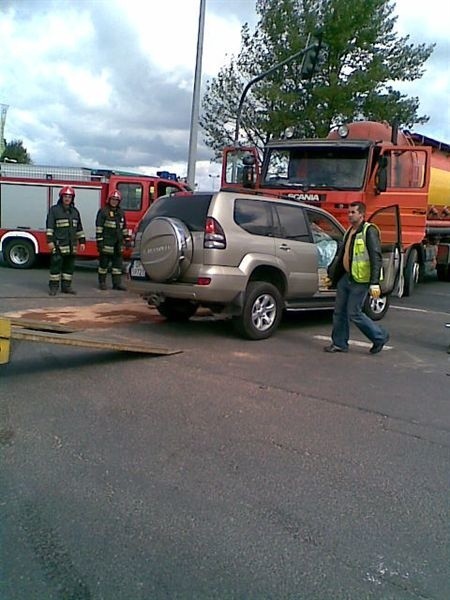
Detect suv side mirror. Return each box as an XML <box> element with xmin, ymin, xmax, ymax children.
<box><xmin>375</xmin><ymin>156</ymin><xmax>388</xmax><ymax>194</ymax></box>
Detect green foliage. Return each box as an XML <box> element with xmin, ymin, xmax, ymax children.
<box><xmin>1</xmin><ymin>139</ymin><xmax>32</xmax><ymax>164</ymax></box>
<box><xmin>200</xmin><ymin>0</ymin><xmax>434</xmax><ymax>158</ymax></box>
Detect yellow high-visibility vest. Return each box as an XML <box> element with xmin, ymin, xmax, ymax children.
<box><xmin>349</xmin><ymin>223</ymin><xmax>373</xmax><ymax>283</ymax></box>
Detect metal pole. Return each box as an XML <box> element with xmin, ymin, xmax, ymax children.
<box><xmin>0</xmin><ymin>104</ymin><xmax>9</xmax><ymax>156</ymax></box>
<box><xmin>187</xmin><ymin>0</ymin><xmax>206</xmax><ymax>190</ymax></box>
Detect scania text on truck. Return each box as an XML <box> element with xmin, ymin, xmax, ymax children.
<box><xmin>0</xmin><ymin>162</ymin><xmax>190</xmax><ymax>268</ymax></box>
<box><xmin>221</xmin><ymin>120</ymin><xmax>450</xmax><ymax>296</ymax></box>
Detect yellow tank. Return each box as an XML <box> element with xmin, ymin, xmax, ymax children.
<box><xmin>427</xmin><ymin>149</ymin><xmax>450</xmax><ymax>218</ymax></box>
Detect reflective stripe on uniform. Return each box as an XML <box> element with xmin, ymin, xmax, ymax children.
<box><xmin>55</xmin><ymin>219</ymin><xmax>70</xmax><ymax>227</ymax></box>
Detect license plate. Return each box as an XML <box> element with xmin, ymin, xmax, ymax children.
<box><xmin>129</xmin><ymin>259</ymin><xmax>146</xmax><ymax>279</ymax></box>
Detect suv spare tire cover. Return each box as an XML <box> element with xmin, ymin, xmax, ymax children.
<box><xmin>140</xmin><ymin>217</ymin><xmax>193</xmax><ymax>282</ymax></box>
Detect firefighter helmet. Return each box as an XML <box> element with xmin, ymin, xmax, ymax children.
<box><xmin>108</xmin><ymin>189</ymin><xmax>122</xmax><ymax>202</ymax></box>
<box><xmin>59</xmin><ymin>185</ymin><xmax>75</xmax><ymax>198</ymax></box>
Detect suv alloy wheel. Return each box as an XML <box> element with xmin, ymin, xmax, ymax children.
<box><xmin>233</xmin><ymin>281</ymin><xmax>283</xmax><ymax>340</ymax></box>
<box><xmin>363</xmin><ymin>292</ymin><xmax>390</xmax><ymax>321</ymax></box>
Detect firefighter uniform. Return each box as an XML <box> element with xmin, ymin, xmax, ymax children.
<box><xmin>46</xmin><ymin>187</ymin><xmax>85</xmax><ymax>295</ymax></box>
<box><xmin>95</xmin><ymin>190</ymin><xmax>129</xmax><ymax>290</ymax></box>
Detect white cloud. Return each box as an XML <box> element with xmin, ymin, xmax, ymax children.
<box><xmin>393</xmin><ymin>0</ymin><xmax>450</xmax><ymax>141</ymax></box>
<box><xmin>55</xmin><ymin>65</ymin><xmax>113</xmax><ymax>108</ymax></box>
<box><xmin>115</xmin><ymin>0</ymin><xmax>242</xmax><ymax>77</ymax></box>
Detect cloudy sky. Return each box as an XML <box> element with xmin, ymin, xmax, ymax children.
<box><xmin>1</xmin><ymin>0</ymin><xmax>449</xmax><ymax>190</ymax></box>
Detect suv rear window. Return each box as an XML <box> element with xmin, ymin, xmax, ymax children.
<box><xmin>139</xmin><ymin>193</ymin><xmax>213</xmax><ymax>232</ymax></box>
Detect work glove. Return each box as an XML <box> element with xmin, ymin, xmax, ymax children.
<box><xmin>323</xmin><ymin>276</ymin><xmax>332</xmax><ymax>288</ymax></box>
<box><xmin>96</xmin><ymin>243</ymin><xmax>103</xmax><ymax>254</ymax></box>
<box><xmin>369</xmin><ymin>284</ymin><xmax>381</xmax><ymax>299</ymax></box>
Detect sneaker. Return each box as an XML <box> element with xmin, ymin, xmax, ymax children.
<box><xmin>370</xmin><ymin>334</ymin><xmax>389</xmax><ymax>355</ymax></box>
<box><xmin>323</xmin><ymin>344</ymin><xmax>348</xmax><ymax>353</ymax></box>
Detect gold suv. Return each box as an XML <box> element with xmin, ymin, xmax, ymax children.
<box><xmin>127</xmin><ymin>191</ymin><xmax>395</xmax><ymax>339</ymax></box>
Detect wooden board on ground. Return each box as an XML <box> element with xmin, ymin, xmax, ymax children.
<box><xmin>0</xmin><ymin>317</ymin><xmax>181</xmax><ymax>365</ymax></box>
<box><xmin>4</xmin><ymin>317</ymin><xmax>78</xmax><ymax>333</ymax></box>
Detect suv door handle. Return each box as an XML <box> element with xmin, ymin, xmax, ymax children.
<box><xmin>279</xmin><ymin>243</ymin><xmax>291</xmax><ymax>251</ymax></box>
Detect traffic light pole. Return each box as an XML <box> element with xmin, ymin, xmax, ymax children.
<box><xmin>233</xmin><ymin>33</ymin><xmax>322</xmax><ymax>144</ymax></box>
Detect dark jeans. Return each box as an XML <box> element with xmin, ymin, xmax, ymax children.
<box><xmin>331</xmin><ymin>273</ymin><xmax>388</xmax><ymax>349</ymax></box>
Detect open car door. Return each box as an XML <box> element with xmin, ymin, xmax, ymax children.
<box><xmin>368</xmin><ymin>204</ymin><xmax>403</xmax><ymax>298</ymax></box>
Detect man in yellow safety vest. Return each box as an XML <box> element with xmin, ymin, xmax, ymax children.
<box><xmin>324</xmin><ymin>201</ymin><xmax>389</xmax><ymax>355</ymax></box>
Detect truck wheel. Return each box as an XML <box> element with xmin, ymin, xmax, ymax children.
<box><xmin>363</xmin><ymin>293</ymin><xmax>390</xmax><ymax>321</ymax></box>
<box><xmin>403</xmin><ymin>248</ymin><xmax>419</xmax><ymax>297</ymax></box>
<box><xmin>156</xmin><ymin>298</ymin><xmax>198</xmax><ymax>321</ymax></box>
<box><xmin>233</xmin><ymin>281</ymin><xmax>283</xmax><ymax>340</ymax></box>
<box><xmin>4</xmin><ymin>239</ymin><xmax>36</xmax><ymax>269</ymax></box>
<box><xmin>436</xmin><ymin>265</ymin><xmax>450</xmax><ymax>282</ymax></box>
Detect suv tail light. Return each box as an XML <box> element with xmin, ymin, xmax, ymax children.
<box><xmin>204</xmin><ymin>217</ymin><xmax>226</xmax><ymax>249</ymax></box>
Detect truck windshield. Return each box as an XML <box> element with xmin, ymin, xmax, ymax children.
<box><xmin>262</xmin><ymin>147</ymin><xmax>369</xmax><ymax>190</ymax></box>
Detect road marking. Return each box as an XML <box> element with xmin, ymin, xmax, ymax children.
<box><xmin>314</xmin><ymin>335</ymin><xmax>392</xmax><ymax>350</ymax></box>
<box><xmin>391</xmin><ymin>304</ymin><xmax>449</xmax><ymax>317</ymax></box>
<box><xmin>391</xmin><ymin>305</ymin><xmax>428</xmax><ymax>313</ymax></box>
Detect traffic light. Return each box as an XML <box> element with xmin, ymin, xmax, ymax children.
<box><xmin>300</xmin><ymin>32</ymin><xmax>323</xmax><ymax>80</ymax></box>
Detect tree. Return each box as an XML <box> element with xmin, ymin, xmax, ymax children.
<box><xmin>200</xmin><ymin>0</ymin><xmax>434</xmax><ymax>157</ymax></box>
<box><xmin>1</xmin><ymin>139</ymin><xmax>32</xmax><ymax>163</ymax></box>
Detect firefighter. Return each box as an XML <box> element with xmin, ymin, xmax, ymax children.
<box><xmin>46</xmin><ymin>186</ymin><xmax>86</xmax><ymax>295</ymax></box>
<box><xmin>95</xmin><ymin>189</ymin><xmax>130</xmax><ymax>291</ymax></box>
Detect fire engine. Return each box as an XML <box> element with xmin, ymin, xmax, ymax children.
<box><xmin>221</xmin><ymin>120</ymin><xmax>450</xmax><ymax>295</ymax></box>
<box><xmin>0</xmin><ymin>162</ymin><xmax>190</xmax><ymax>268</ymax></box>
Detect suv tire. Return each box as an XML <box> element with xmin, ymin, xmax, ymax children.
<box><xmin>140</xmin><ymin>217</ymin><xmax>193</xmax><ymax>282</ymax></box>
<box><xmin>233</xmin><ymin>281</ymin><xmax>283</xmax><ymax>340</ymax></box>
<box><xmin>156</xmin><ymin>298</ymin><xmax>198</xmax><ymax>322</ymax></box>
<box><xmin>363</xmin><ymin>293</ymin><xmax>390</xmax><ymax>321</ymax></box>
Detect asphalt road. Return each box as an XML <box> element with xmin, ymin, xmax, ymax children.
<box><xmin>1</xmin><ymin>261</ymin><xmax>449</xmax><ymax>600</ymax></box>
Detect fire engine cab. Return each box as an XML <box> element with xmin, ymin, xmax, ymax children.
<box><xmin>0</xmin><ymin>162</ymin><xmax>190</xmax><ymax>268</ymax></box>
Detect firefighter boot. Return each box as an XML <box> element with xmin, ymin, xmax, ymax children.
<box><xmin>61</xmin><ymin>282</ymin><xmax>77</xmax><ymax>295</ymax></box>
<box><xmin>48</xmin><ymin>282</ymin><xmax>59</xmax><ymax>296</ymax></box>
<box><xmin>98</xmin><ymin>274</ymin><xmax>107</xmax><ymax>291</ymax></box>
<box><xmin>112</xmin><ymin>275</ymin><xmax>126</xmax><ymax>291</ymax></box>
